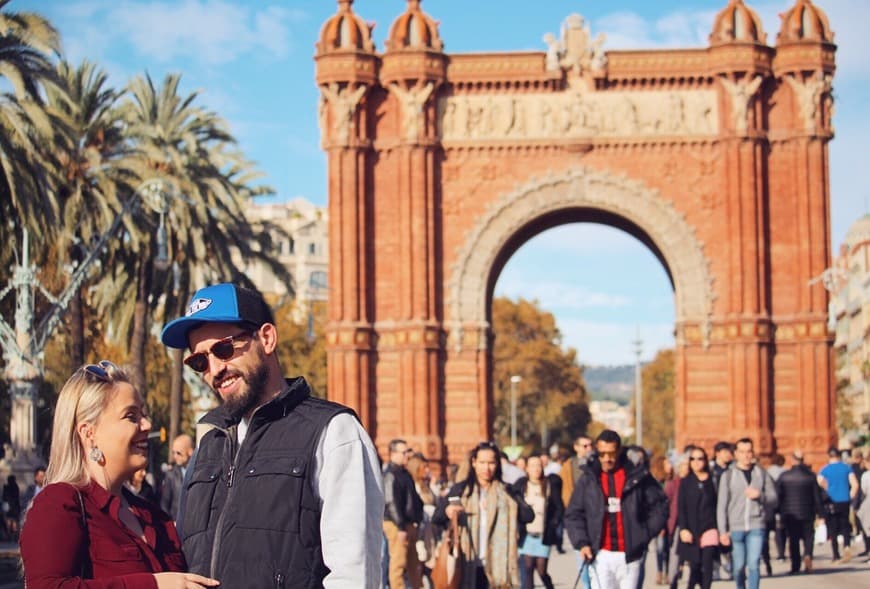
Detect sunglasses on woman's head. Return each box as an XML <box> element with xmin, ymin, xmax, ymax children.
<box><xmin>82</xmin><ymin>360</ymin><xmax>120</xmax><ymax>382</ymax></box>
<box><xmin>183</xmin><ymin>331</ymin><xmax>255</xmax><ymax>373</ymax></box>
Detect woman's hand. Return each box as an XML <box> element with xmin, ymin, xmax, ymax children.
<box><xmin>679</xmin><ymin>529</ymin><xmax>693</xmax><ymax>544</ymax></box>
<box><xmin>154</xmin><ymin>572</ymin><xmax>220</xmax><ymax>588</ymax></box>
<box><xmin>445</xmin><ymin>504</ymin><xmax>464</xmax><ymax>520</ymax></box>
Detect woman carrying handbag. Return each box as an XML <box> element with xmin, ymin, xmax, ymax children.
<box><xmin>433</xmin><ymin>441</ymin><xmax>534</xmax><ymax>588</ymax></box>
<box><xmin>676</xmin><ymin>446</ymin><xmax>718</xmax><ymax>589</ymax></box>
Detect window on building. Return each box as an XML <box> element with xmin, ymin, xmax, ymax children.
<box><xmin>310</xmin><ymin>271</ymin><xmax>327</xmax><ymax>290</ymax></box>
<box><xmin>309</xmin><ymin>242</ymin><xmax>316</xmax><ymax>255</ymax></box>
<box><xmin>288</xmin><ymin>238</ymin><xmax>295</xmax><ymax>254</ymax></box>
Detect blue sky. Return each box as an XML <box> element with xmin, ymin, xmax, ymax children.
<box><xmin>20</xmin><ymin>0</ymin><xmax>868</xmax><ymax>365</ymax></box>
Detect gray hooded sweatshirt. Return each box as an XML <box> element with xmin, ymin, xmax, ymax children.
<box><xmin>717</xmin><ymin>464</ymin><xmax>778</xmax><ymax>534</ymax></box>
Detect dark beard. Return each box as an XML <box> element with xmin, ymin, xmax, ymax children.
<box><xmin>222</xmin><ymin>361</ymin><xmax>270</xmax><ymax>421</ymax></box>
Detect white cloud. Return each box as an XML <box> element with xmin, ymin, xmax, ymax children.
<box><xmin>595</xmin><ymin>8</ymin><xmax>717</xmax><ymax>50</ymax></box>
<box><xmin>559</xmin><ymin>319</ymin><xmax>675</xmax><ymax>366</ymax></box>
<box><xmin>495</xmin><ymin>280</ymin><xmax>631</xmax><ymax>311</ymax></box>
<box><xmin>55</xmin><ymin>0</ymin><xmax>298</xmax><ymax>66</ymax></box>
<box><xmin>108</xmin><ymin>0</ymin><xmax>294</xmax><ymax>64</ymax></box>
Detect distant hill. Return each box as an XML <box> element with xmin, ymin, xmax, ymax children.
<box><xmin>583</xmin><ymin>364</ymin><xmax>634</xmax><ymax>405</ymax></box>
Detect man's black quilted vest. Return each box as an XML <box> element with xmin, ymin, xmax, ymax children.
<box><xmin>181</xmin><ymin>377</ymin><xmax>351</xmax><ymax>588</ymax></box>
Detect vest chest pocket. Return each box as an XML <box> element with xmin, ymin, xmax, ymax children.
<box><xmin>237</xmin><ymin>455</ymin><xmax>308</xmax><ymax>532</ymax></box>
<box><xmin>183</xmin><ymin>462</ymin><xmax>221</xmax><ymax>537</ymax></box>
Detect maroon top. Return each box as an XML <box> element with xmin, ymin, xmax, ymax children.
<box><xmin>598</xmin><ymin>467</ymin><xmax>626</xmax><ymax>552</ymax></box>
<box><xmin>664</xmin><ymin>476</ymin><xmax>681</xmax><ymax>535</ymax></box>
<box><xmin>20</xmin><ymin>480</ymin><xmax>186</xmax><ymax>589</ymax></box>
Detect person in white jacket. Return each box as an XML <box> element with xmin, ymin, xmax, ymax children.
<box><xmin>717</xmin><ymin>438</ymin><xmax>777</xmax><ymax>589</ymax></box>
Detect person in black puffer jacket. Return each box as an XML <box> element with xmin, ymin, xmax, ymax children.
<box><xmin>511</xmin><ymin>455</ymin><xmax>564</xmax><ymax>589</ymax></box>
<box><xmin>565</xmin><ymin>430</ymin><xmax>668</xmax><ymax>588</ymax></box>
<box><xmin>775</xmin><ymin>450</ymin><xmax>822</xmax><ymax>574</ymax></box>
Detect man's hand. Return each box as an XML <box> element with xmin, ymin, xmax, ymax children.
<box><xmin>397</xmin><ymin>530</ymin><xmax>408</xmax><ymax>545</ymax></box>
<box><xmin>744</xmin><ymin>487</ymin><xmax>761</xmax><ymax>500</ymax></box>
<box><xmin>679</xmin><ymin>529</ymin><xmax>693</xmax><ymax>544</ymax></box>
<box><xmin>720</xmin><ymin>532</ymin><xmax>730</xmax><ymax>546</ymax></box>
<box><xmin>580</xmin><ymin>546</ymin><xmax>594</xmax><ymax>561</ymax></box>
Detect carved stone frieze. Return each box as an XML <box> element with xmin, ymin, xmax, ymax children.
<box><xmin>446</xmin><ymin>167</ymin><xmax>716</xmax><ymax>352</ymax></box>
<box><xmin>437</xmin><ymin>90</ymin><xmax>718</xmax><ymax>142</ymax></box>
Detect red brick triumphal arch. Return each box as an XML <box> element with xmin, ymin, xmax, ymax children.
<box><xmin>315</xmin><ymin>0</ymin><xmax>837</xmax><ymax>465</ymax></box>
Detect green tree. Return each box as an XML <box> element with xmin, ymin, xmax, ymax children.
<box><xmin>491</xmin><ymin>297</ymin><xmax>590</xmax><ymax>453</ymax></box>
<box><xmin>0</xmin><ymin>0</ymin><xmax>61</xmax><ymax>268</ymax></box>
<box><xmin>631</xmin><ymin>348</ymin><xmax>675</xmax><ymax>456</ymax></box>
<box><xmin>43</xmin><ymin>59</ymin><xmax>133</xmax><ymax>366</ymax></box>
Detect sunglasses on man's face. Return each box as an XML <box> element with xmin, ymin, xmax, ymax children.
<box><xmin>82</xmin><ymin>360</ymin><xmax>120</xmax><ymax>382</ymax></box>
<box><xmin>183</xmin><ymin>331</ymin><xmax>254</xmax><ymax>373</ymax></box>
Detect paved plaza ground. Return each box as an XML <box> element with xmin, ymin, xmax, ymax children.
<box><xmin>0</xmin><ymin>536</ymin><xmax>868</xmax><ymax>587</ymax></box>
<box><xmin>545</xmin><ymin>534</ymin><xmax>870</xmax><ymax>589</ymax></box>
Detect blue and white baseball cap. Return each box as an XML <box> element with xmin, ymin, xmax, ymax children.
<box><xmin>161</xmin><ymin>283</ymin><xmax>274</xmax><ymax>349</ymax></box>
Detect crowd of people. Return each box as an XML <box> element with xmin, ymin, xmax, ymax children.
<box><xmin>383</xmin><ymin>433</ymin><xmax>870</xmax><ymax>589</ymax></box>
<box><xmin>8</xmin><ymin>281</ymin><xmax>870</xmax><ymax>588</ymax></box>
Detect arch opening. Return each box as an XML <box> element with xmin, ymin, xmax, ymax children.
<box><xmin>447</xmin><ymin>167</ymin><xmax>716</xmax><ymax>352</ymax></box>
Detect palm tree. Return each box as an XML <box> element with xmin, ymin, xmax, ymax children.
<box><xmin>42</xmin><ymin>59</ymin><xmax>132</xmax><ymax>365</ymax></box>
<box><xmin>93</xmin><ymin>73</ymin><xmax>292</xmax><ymax>438</ymax></box>
<box><xmin>0</xmin><ymin>0</ymin><xmax>60</xmax><ymax>268</ymax></box>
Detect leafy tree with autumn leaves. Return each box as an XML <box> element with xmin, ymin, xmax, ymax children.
<box><xmin>272</xmin><ymin>299</ymin><xmax>328</xmax><ymax>398</ymax></box>
<box><xmin>491</xmin><ymin>297</ymin><xmax>590</xmax><ymax>453</ymax></box>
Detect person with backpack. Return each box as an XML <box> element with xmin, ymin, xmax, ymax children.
<box><xmin>716</xmin><ymin>438</ymin><xmax>777</xmax><ymax>589</ymax></box>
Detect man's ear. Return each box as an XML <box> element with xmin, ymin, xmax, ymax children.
<box><xmin>259</xmin><ymin>323</ymin><xmax>279</xmax><ymax>354</ymax></box>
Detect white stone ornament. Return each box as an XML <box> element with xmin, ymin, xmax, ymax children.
<box><xmin>320</xmin><ymin>83</ymin><xmax>367</xmax><ymax>146</ymax></box>
<box><xmin>720</xmin><ymin>75</ymin><xmax>763</xmax><ymax>135</ymax></box>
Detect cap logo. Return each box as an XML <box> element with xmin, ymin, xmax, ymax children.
<box><xmin>187</xmin><ymin>298</ymin><xmax>212</xmax><ymax>316</ymax></box>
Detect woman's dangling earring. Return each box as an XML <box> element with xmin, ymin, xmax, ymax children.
<box><xmin>89</xmin><ymin>446</ymin><xmax>104</xmax><ymax>463</ymax></box>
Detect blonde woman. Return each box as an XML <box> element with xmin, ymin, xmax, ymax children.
<box><xmin>20</xmin><ymin>361</ymin><xmax>218</xmax><ymax>588</ymax></box>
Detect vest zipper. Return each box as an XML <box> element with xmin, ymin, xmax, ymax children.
<box><xmin>210</xmin><ymin>425</ymin><xmax>242</xmax><ymax>578</ymax></box>
<box><xmin>209</xmin><ymin>403</ymin><xmax>271</xmax><ymax>580</ymax></box>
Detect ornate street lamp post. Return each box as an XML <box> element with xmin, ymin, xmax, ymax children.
<box><xmin>0</xmin><ymin>179</ymin><xmax>172</xmax><ymax>477</ymax></box>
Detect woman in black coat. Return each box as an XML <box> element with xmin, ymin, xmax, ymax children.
<box><xmin>511</xmin><ymin>456</ymin><xmax>564</xmax><ymax>589</ymax></box>
<box><xmin>677</xmin><ymin>446</ymin><xmax>718</xmax><ymax>589</ymax></box>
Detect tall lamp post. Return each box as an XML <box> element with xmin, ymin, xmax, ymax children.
<box><xmin>0</xmin><ymin>179</ymin><xmax>172</xmax><ymax>477</ymax></box>
<box><xmin>632</xmin><ymin>331</ymin><xmax>643</xmax><ymax>447</ymax></box>
<box><xmin>510</xmin><ymin>375</ymin><xmax>522</xmax><ymax>449</ymax></box>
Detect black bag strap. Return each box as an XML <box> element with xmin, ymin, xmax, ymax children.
<box><xmin>75</xmin><ymin>490</ymin><xmax>92</xmax><ymax>579</ymax></box>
